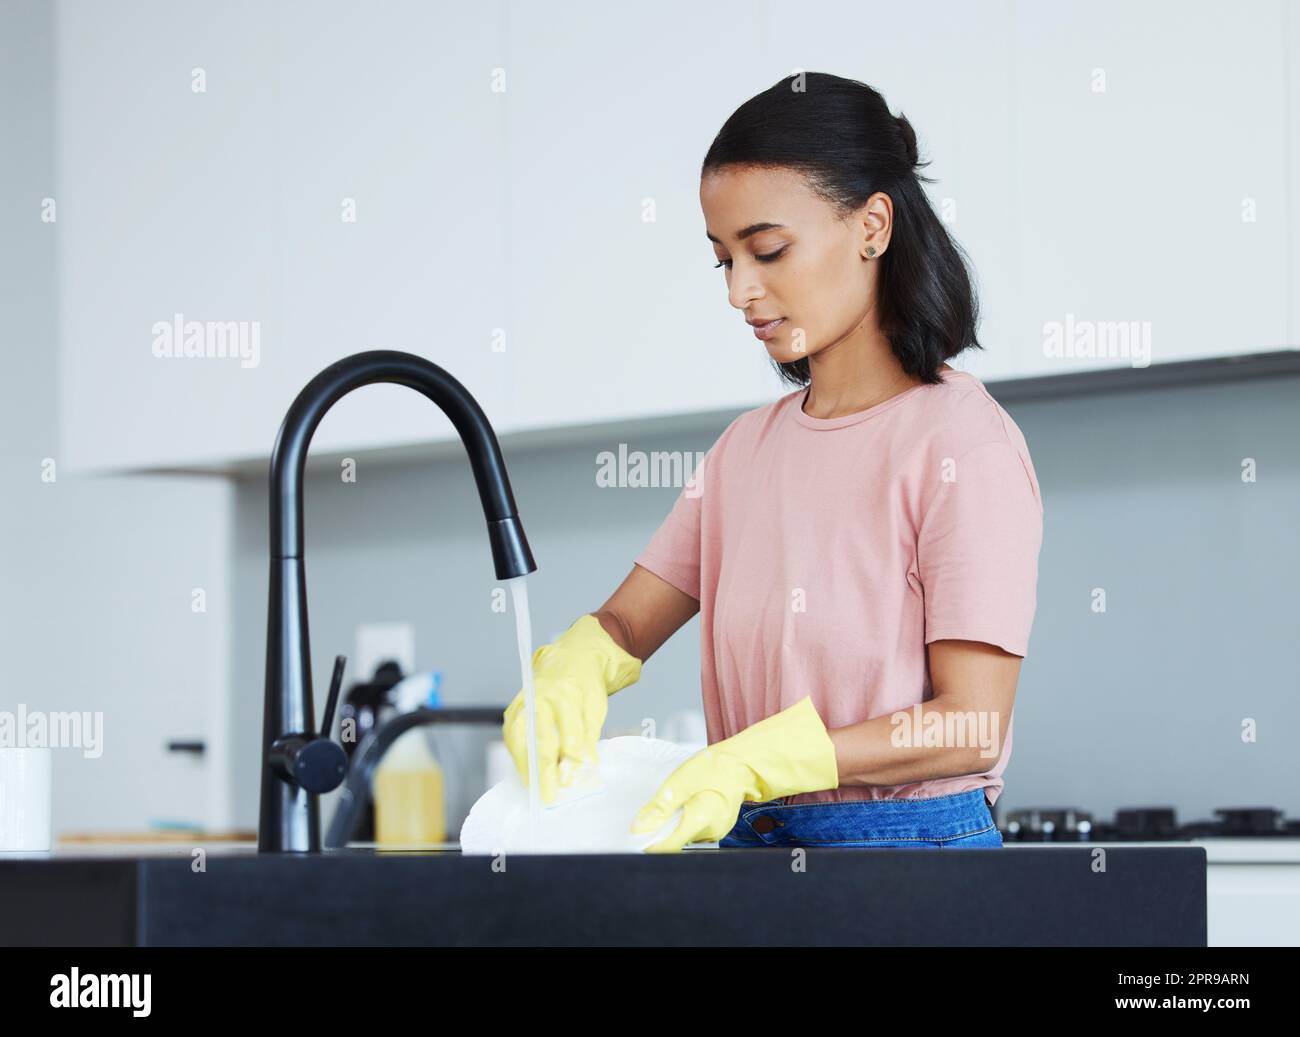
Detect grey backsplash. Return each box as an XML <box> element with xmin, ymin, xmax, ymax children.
<box><xmin>230</xmin><ymin>372</ymin><xmax>1300</xmax><ymax>832</ymax></box>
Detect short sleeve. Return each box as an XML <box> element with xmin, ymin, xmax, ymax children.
<box><xmin>634</xmin><ymin>462</ymin><xmax>704</xmax><ymax>601</ymax></box>
<box><xmin>915</xmin><ymin>440</ymin><xmax>1043</xmax><ymax>657</ymax></box>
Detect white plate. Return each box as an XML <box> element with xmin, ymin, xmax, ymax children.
<box><xmin>459</xmin><ymin>735</ymin><xmax>716</xmax><ymax>854</ymax></box>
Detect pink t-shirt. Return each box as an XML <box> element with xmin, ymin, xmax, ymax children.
<box><xmin>634</xmin><ymin>367</ymin><xmax>1043</xmax><ymax>807</ymax></box>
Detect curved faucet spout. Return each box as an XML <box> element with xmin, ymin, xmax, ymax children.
<box><xmin>259</xmin><ymin>350</ymin><xmax>536</xmax><ymax>853</ymax></box>
<box><xmin>269</xmin><ymin>350</ymin><xmax>535</xmax><ymax>574</ymax></box>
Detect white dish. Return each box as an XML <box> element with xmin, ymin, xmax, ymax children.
<box><xmin>460</xmin><ymin>735</ymin><xmax>717</xmax><ymax>854</ymax></box>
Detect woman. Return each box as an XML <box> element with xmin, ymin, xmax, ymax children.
<box><xmin>502</xmin><ymin>72</ymin><xmax>1043</xmax><ymax>852</ymax></box>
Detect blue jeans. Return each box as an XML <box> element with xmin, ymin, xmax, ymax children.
<box><xmin>718</xmin><ymin>788</ymin><xmax>1003</xmax><ymax>848</ymax></box>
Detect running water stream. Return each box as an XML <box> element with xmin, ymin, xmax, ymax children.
<box><xmin>504</xmin><ymin>574</ymin><xmax>541</xmax><ymax>815</ymax></box>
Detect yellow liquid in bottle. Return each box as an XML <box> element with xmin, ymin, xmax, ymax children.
<box><xmin>374</xmin><ymin>765</ymin><xmax>446</xmax><ymax>845</ymax></box>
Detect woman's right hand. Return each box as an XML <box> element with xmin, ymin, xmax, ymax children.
<box><xmin>502</xmin><ymin>614</ymin><xmax>642</xmax><ymax>803</ymax></box>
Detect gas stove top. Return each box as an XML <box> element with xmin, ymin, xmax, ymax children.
<box><xmin>999</xmin><ymin>806</ymin><xmax>1300</xmax><ymax>842</ymax></box>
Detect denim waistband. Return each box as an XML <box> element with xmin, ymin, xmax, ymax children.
<box><xmin>722</xmin><ymin>788</ymin><xmax>998</xmax><ymax>847</ymax></box>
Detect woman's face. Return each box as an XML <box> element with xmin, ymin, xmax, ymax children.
<box><xmin>701</xmin><ymin>165</ymin><xmax>891</xmax><ymax>366</ymax></box>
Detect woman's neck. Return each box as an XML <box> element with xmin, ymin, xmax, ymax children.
<box><xmin>802</xmin><ymin>360</ymin><xmax>941</xmax><ymax>420</ymax></box>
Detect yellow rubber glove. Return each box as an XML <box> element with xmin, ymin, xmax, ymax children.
<box><xmin>630</xmin><ymin>696</ymin><xmax>839</xmax><ymax>852</ymax></box>
<box><xmin>502</xmin><ymin>614</ymin><xmax>642</xmax><ymax>804</ymax></box>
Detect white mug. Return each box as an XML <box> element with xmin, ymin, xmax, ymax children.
<box><xmin>0</xmin><ymin>747</ymin><xmax>53</xmax><ymax>851</ymax></box>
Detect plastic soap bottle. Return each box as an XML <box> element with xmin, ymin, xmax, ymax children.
<box><xmin>374</xmin><ymin>671</ymin><xmax>446</xmax><ymax>845</ymax></box>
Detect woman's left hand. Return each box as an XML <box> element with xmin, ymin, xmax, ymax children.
<box><xmin>630</xmin><ymin>696</ymin><xmax>840</xmax><ymax>852</ymax></box>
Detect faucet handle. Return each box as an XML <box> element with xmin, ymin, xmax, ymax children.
<box><xmin>268</xmin><ymin>654</ymin><xmax>350</xmax><ymax>795</ymax></box>
<box><xmin>270</xmin><ymin>734</ymin><xmax>348</xmax><ymax>795</ymax></box>
<box><xmin>320</xmin><ymin>654</ymin><xmax>346</xmax><ymax>739</ymax></box>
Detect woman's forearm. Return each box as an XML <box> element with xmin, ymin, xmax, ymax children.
<box><xmin>827</xmin><ymin>700</ymin><xmax>1006</xmax><ymax>787</ymax></box>
<box><xmin>589</xmin><ymin>565</ymin><xmax>703</xmax><ymax>666</ymax></box>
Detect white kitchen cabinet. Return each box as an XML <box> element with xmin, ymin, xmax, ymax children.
<box><xmin>56</xmin><ymin>0</ymin><xmax>512</xmax><ymax>475</ymax></box>
<box><xmin>272</xmin><ymin>1</ymin><xmax>513</xmax><ymax>465</ymax></box>
<box><xmin>1009</xmin><ymin>0</ymin><xmax>1292</xmax><ymax>378</ymax></box>
<box><xmin>1289</xmin><ymin>0</ymin><xmax>1300</xmax><ymax>353</ymax></box>
<box><xmin>497</xmin><ymin>2</ymin><xmax>781</xmax><ymax>435</ymax></box>
<box><xmin>766</xmin><ymin>0</ymin><xmax>1025</xmax><ymax>385</ymax></box>
<box><xmin>56</xmin><ymin>0</ymin><xmax>278</xmax><ymax>475</ymax></box>
<box><xmin>1207</xmin><ymin>863</ymin><xmax>1300</xmax><ymax>946</ymax></box>
<box><xmin>18</xmin><ymin>474</ymin><xmax>235</xmax><ymax>836</ymax></box>
<box><xmin>55</xmin><ymin>0</ymin><xmax>1298</xmax><ymax>475</ymax></box>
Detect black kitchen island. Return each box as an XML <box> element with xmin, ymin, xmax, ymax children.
<box><xmin>0</xmin><ymin>845</ymin><xmax>1205</xmax><ymax>946</ymax></box>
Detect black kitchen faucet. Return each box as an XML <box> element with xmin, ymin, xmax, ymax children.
<box><xmin>258</xmin><ymin>350</ymin><xmax>536</xmax><ymax>853</ymax></box>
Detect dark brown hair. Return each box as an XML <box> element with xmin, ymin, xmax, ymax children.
<box><xmin>702</xmin><ymin>72</ymin><xmax>982</xmax><ymax>387</ymax></box>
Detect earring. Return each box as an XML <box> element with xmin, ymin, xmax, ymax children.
<box><xmin>865</xmin><ymin>246</ymin><xmax>877</xmax><ymax>258</ymax></box>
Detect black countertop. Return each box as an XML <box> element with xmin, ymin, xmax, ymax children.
<box><xmin>0</xmin><ymin>844</ymin><xmax>1206</xmax><ymax>946</ymax></box>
